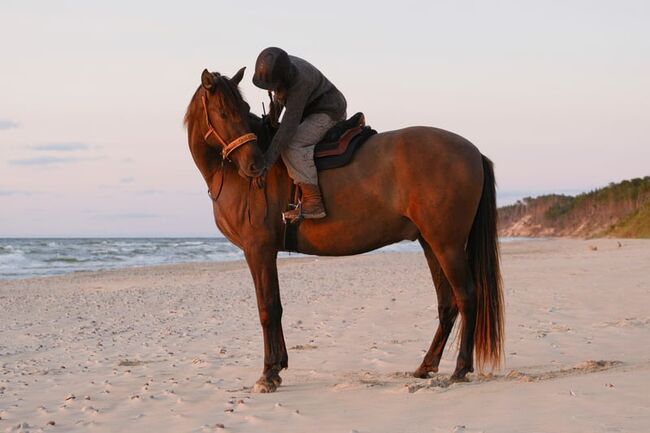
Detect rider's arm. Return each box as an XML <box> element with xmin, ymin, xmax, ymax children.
<box><xmin>268</xmin><ymin>94</ymin><xmax>284</xmax><ymax>129</ymax></box>
<box><xmin>264</xmin><ymin>88</ymin><xmax>308</xmax><ymax>168</ymax></box>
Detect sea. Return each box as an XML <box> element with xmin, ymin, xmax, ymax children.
<box><xmin>0</xmin><ymin>237</ymin><xmax>529</xmax><ymax>280</ymax></box>
<box><xmin>0</xmin><ymin>237</ymin><xmax>421</xmax><ymax>280</ymax></box>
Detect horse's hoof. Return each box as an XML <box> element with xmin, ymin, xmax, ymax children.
<box><xmin>252</xmin><ymin>377</ymin><xmax>277</xmax><ymax>393</ymax></box>
<box><xmin>449</xmin><ymin>373</ymin><xmax>471</xmax><ymax>383</ymax></box>
<box><xmin>413</xmin><ymin>366</ymin><xmax>438</xmax><ymax>379</ymax></box>
<box><xmin>270</xmin><ymin>373</ymin><xmax>282</xmax><ymax>387</ymax></box>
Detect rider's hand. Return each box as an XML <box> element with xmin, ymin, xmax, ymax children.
<box><xmin>253</xmin><ymin>168</ymin><xmax>267</xmax><ymax>189</ymax></box>
<box><xmin>268</xmin><ymin>99</ymin><xmax>283</xmax><ymax>129</ymax></box>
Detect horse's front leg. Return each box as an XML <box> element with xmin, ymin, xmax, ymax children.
<box><xmin>244</xmin><ymin>247</ymin><xmax>288</xmax><ymax>393</ymax></box>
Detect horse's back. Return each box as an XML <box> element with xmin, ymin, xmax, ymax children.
<box><xmin>366</xmin><ymin>125</ymin><xmax>482</xmax><ymax>167</ymax></box>
<box><xmin>321</xmin><ymin>125</ymin><xmax>483</xmax><ymax>195</ymax></box>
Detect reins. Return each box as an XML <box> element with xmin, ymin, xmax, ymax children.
<box><xmin>207</xmin><ymin>159</ymin><xmax>268</xmax><ymax>227</ymax></box>
<box><xmin>207</xmin><ymin>159</ymin><xmax>226</xmax><ymax>202</ymax></box>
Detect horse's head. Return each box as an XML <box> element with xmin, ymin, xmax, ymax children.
<box><xmin>195</xmin><ymin>67</ymin><xmax>265</xmax><ymax>179</ymax></box>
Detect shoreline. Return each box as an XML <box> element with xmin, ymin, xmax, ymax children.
<box><xmin>2</xmin><ymin>237</ymin><xmax>639</xmax><ymax>286</ymax></box>
<box><xmin>0</xmin><ymin>236</ymin><xmax>552</xmax><ymax>282</ymax></box>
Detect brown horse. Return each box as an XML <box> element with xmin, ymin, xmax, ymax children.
<box><xmin>184</xmin><ymin>67</ymin><xmax>504</xmax><ymax>393</ymax></box>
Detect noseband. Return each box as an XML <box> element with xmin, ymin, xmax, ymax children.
<box><xmin>201</xmin><ymin>94</ymin><xmax>257</xmax><ymax>160</ymax></box>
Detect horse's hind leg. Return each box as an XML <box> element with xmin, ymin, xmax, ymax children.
<box><xmin>430</xmin><ymin>244</ymin><xmax>477</xmax><ymax>381</ymax></box>
<box><xmin>413</xmin><ymin>237</ymin><xmax>459</xmax><ymax>378</ymax></box>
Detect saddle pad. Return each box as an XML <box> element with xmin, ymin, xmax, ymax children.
<box><xmin>315</xmin><ymin>126</ymin><xmax>376</xmax><ymax>171</ymax></box>
<box><xmin>314</xmin><ymin>126</ymin><xmax>364</xmax><ymax>158</ymax></box>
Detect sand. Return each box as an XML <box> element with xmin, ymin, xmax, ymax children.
<box><xmin>1</xmin><ymin>239</ymin><xmax>649</xmax><ymax>433</ymax></box>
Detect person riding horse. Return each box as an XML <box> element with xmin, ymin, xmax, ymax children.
<box><xmin>252</xmin><ymin>47</ymin><xmax>347</xmax><ymax>220</ymax></box>
<box><xmin>187</xmin><ymin>66</ymin><xmax>503</xmax><ymax>391</ymax></box>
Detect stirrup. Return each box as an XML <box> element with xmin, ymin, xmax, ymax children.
<box><xmin>282</xmin><ymin>201</ymin><xmax>303</xmax><ymax>224</ymax></box>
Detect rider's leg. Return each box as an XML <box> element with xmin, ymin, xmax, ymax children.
<box><xmin>281</xmin><ymin>113</ymin><xmax>337</xmax><ymax>219</ymax></box>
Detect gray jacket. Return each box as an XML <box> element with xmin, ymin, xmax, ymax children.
<box><xmin>265</xmin><ymin>55</ymin><xmax>347</xmax><ymax>166</ymax></box>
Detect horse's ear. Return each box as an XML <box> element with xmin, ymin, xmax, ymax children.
<box><xmin>231</xmin><ymin>67</ymin><xmax>246</xmax><ymax>86</ymax></box>
<box><xmin>201</xmin><ymin>69</ymin><xmax>215</xmax><ymax>91</ymax></box>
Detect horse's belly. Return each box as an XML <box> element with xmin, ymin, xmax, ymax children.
<box><xmin>295</xmin><ymin>214</ymin><xmax>419</xmax><ymax>256</ymax></box>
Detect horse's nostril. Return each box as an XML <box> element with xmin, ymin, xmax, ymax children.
<box><xmin>248</xmin><ymin>163</ymin><xmax>258</xmax><ymax>174</ymax></box>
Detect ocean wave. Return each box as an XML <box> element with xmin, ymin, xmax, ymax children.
<box><xmin>0</xmin><ymin>252</ymin><xmax>28</xmax><ymax>265</ymax></box>
<box><xmin>0</xmin><ymin>238</ymin><xmax>238</xmax><ymax>279</ymax></box>
<box><xmin>0</xmin><ymin>244</ymin><xmax>16</xmax><ymax>253</ymax></box>
<box><xmin>43</xmin><ymin>257</ymin><xmax>89</xmax><ymax>264</ymax></box>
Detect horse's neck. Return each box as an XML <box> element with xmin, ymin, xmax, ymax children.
<box><xmin>213</xmin><ymin>161</ymin><xmax>291</xmax><ymax>248</ymax></box>
<box><xmin>207</xmin><ymin>163</ymin><xmax>249</xmax><ymax>243</ymax></box>
<box><xmin>187</xmin><ymin>126</ymin><xmax>220</xmax><ymax>184</ymax></box>
<box><xmin>212</xmin><ymin>163</ymin><xmax>247</xmax><ymax>198</ymax></box>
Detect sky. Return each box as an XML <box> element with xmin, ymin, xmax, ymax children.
<box><xmin>1</xmin><ymin>0</ymin><xmax>649</xmax><ymax>237</ymax></box>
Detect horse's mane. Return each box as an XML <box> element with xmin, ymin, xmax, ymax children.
<box><xmin>183</xmin><ymin>72</ymin><xmax>244</xmax><ymax>130</ymax></box>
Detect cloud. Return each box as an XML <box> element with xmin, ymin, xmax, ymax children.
<box><xmin>0</xmin><ymin>189</ymin><xmax>34</xmax><ymax>196</ymax></box>
<box><xmin>0</xmin><ymin>119</ymin><xmax>19</xmax><ymax>130</ymax></box>
<box><xmin>29</xmin><ymin>142</ymin><xmax>90</xmax><ymax>152</ymax></box>
<box><xmin>7</xmin><ymin>156</ymin><xmax>105</xmax><ymax>166</ymax></box>
<box><xmin>7</xmin><ymin>142</ymin><xmax>103</xmax><ymax>167</ymax></box>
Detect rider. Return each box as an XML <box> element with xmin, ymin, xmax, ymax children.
<box><xmin>252</xmin><ymin>47</ymin><xmax>347</xmax><ymax>219</ymax></box>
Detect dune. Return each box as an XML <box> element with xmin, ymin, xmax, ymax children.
<box><xmin>1</xmin><ymin>239</ymin><xmax>649</xmax><ymax>433</ymax></box>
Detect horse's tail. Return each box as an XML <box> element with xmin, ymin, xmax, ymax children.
<box><xmin>467</xmin><ymin>155</ymin><xmax>504</xmax><ymax>371</ymax></box>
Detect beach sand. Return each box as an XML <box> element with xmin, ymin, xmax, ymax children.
<box><xmin>1</xmin><ymin>239</ymin><xmax>649</xmax><ymax>433</ymax></box>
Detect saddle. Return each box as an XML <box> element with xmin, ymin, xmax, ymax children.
<box><xmin>313</xmin><ymin>112</ymin><xmax>376</xmax><ymax>170</ymax></box>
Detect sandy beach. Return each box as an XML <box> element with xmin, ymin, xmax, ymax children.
<box><xmin>1</xmin><ymin>239</ymin><xmax>649</xmax><ymax>433</ymax></box>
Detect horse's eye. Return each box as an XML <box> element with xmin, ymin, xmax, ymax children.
<box><xmin>220</xmin><ymin>111</ymin><xmax>227</xmax><ymax>119</ymax></box>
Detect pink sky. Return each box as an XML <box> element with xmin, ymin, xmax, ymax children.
<box><xmin>1</xmin><ymin>1</ymin><xmax>649</xmax><ymax>236</ymax></box>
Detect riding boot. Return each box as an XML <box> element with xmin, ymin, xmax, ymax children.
<box><xmin>283</xmin><ymin>183</ymin><xmax>326</xmax><ymax>221</ymax></box>
<box><xmin>300</xmin><ymin>183</ymin><xmax>326</xmax><ymax>219</ymax></box>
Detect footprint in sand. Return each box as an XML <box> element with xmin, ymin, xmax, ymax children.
<box><xmin>401</xmin><ymin>377</ymin><xmax>452</xmax><ymax>393</ymax></box>
<box><xmin>289</xmin><ymin>344</ymin><xmax>318</xmax><ymax>350</ymax></box>
<box><xmin>603</xmin><ymin>317</ymin><xmax>650</xmax><ymax>328</ymax></box>
<box><xmin>505</xmin><ymin>360</ymin><xmax>623</xmax><ymax>382</ymax></box>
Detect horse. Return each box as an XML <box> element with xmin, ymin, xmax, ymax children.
<box><xmin>184</xmin><ymin>67</ymin><xmax>504</xmax><ymax>393</ymax></box>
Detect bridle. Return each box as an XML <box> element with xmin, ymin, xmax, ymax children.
<box><xmin>202</xmin><ymin>92</ymin><xmax>263</xmax><ymax>207</ymax></box>
<box><xmin>201</xmin><ymin>94</ymin><xmax>257</xmax><ymax>160</ymax></box>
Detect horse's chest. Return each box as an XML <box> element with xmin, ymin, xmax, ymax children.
<box><xmin>213</xmin><ymin>207</ymin><xmax>244</xmax><ymax>250</ymax></box>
